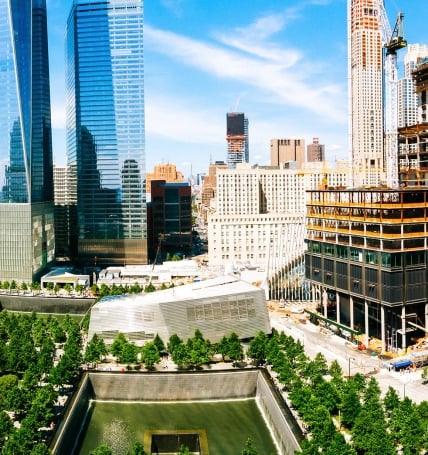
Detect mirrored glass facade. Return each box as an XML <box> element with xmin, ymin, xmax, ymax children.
<box><xmin>66</xmin><ymin>0</ymin><xmax>147</xmax><ymax>266</ymax></box>
<box><xmin>0</xmin><ymin>0</ymin><xmax>55</xmax><ymax>282</ymax></box>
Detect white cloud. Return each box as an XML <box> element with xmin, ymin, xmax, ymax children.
<box><xmin>160</xmin><ymin>0</ymin><xmax>186</xmax><ymax>17</ymax></box>
<box><xmin>145</xmin><ymin>24</ymin><xmax>346</xmax><ymax>122</ymax></box>
<box><xmin>145</xmin><ymin>93</ymin><xmax>224</xmax><ymax>145</ymax></box>
<box><xmin>51</xmin><ymin>102</ymin><xmax>66</xmax><ymax>129</ymax></box>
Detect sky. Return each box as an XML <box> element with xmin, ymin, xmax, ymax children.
<box><xmin>46</xmin><ymin>0</ymin><xmax>428</xmax><ymax>177</ymax></box>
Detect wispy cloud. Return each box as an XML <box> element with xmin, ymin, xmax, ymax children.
<box><xmin>145</xmin><ymin>93</ymin><xmax>224</xmax><ymax>145</ymax></box>
<box><xmin>145</xmin><ymin>23</ymin><xmax>345</xmax><ymax>122</ymax></box>
<box><xmin>160</xmin><ymin>0</ymin><xmax>186</xmax><ymax>17</ymax></box>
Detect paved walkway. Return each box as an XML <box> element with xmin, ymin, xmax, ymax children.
<box><xmin>269</xmin><ymin>310</ymin><xmax>427</xmax><ymax>404</ymax></box>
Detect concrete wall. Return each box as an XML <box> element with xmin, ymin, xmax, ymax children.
<box><xmin>51</xmin><ymin>370</ymin><xmax>301</xmax><ymax>455</ymax></box>
<box><xmin>0</xmin><ymin>295</ymin><xmax>94</xmax><ymax>314</ymax></box>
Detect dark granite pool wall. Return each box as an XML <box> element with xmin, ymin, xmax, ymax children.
<box><xmin>257</xmin><ymin>369</ymin><xmax>303</xmax><ymax>455</ymax></box>
<box><xmin>50</xmin><ymin>374</ymin><xmax>94</xmax><ymax>455</ymax></box>
<box><xmin>0</xmin><ymin>295</ymin><xmax>94</xmax><ymax>314</ymax></box>
<box><xmin>88</xmin><ymin>369</ymin><xmax>258</xmax><ymax>401</ymax></box>
<box><xmin>51</xmin><ymin>369</ymin><xmax>301</xmax><ymax>455</ymax></box>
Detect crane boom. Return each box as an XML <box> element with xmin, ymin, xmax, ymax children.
<box><xmin>386</xmin><ymin>12</ymin><xmax>407</xmax><ymax>55</ymax></box>
<box><xmin>383</xmin><ymin>9</ymin><xmax>407</xmax><ymax>188</ymax></box>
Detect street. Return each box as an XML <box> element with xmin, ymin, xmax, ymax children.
<box><xmin>269</xmin><ymin>309</ymin><xmax>427</xmax><ymax>404</ymax></box>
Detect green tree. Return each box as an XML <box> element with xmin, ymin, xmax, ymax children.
<box><xmin>0</xmin><ymin>411</ymin><xmax>13</xmax><ymax>448</ymax></box>
<box><xmin>129</xmin><ymin>283</ymin><xmax>142</xmax><ymax>294</ymax></box>
<box><xmin>171</xmin><ymin>342</ymin><xmax>190</xmax><ymax>368</ymax></box>
<box><xmin>64</xmin><ymin>283</ymin><xmax>72</xmax><ymax>295</ymax></box>
<box><xmin>187</xmin><ymin>330</ymin><xmax>211</xmax><ymax>367</ymax></box>
<box><xmin>302</xmin><ymin>352</ymin><xmax>327</xmax><ymax>382</ymax></box>
<box><xmin>383</xmin><ymin>386</ymin><xmax>400</xmax><ymax>415</ymax></box>
<box><xmin>120</xmin><ymin>341</ymin><xmax>138</xmax><ymax>364</ymax></box>
<box><xmin>247</xmin><ymin>331</ymin><xmax>268</xmax><ymax>365</ymax></box>
<box><xmin>89</xmin><ymin>445</ymin><xmax>114</xmax><ymax>455</ymax></box>
<box><xmin>167</xmin><ymin>334</ymin><xmax>183</xmax><ymax>355</ymax></box>
<box><xmin>226</xmin><ymin>332</ymin><xmax>243</xmax><ymax>362</ymax></box>
<box><xmin>30</xmin><ymin>443</ymin><xmax>51</xmax><ymax>455</ymax></box>
<box><xmin>10</xmin><ymin>280</ymin><xmax>17</xmax><ymax>293</ymax></box>
<box><xmin>177</xmin><ymin>445</ymin><xmax>191</xmax><ymax>454</ymax></box>
<box><xmin>111</xmin><ymin>333</ymin><xmax>128</xmax><ymax>359</ymax></box>
<box><xmin>0</xmin><ymin>375</ymin><xmax>18</xmax><ymax>409</ymax></box>
<box><xmin>85</xmin><ymin>334</ymin><xmax>108</xmax><ymax>365</ymax></box>
<box><xmin>90</xmin><ymin>284</ymin><xmax>100</xmax><ymax>295</ymax></box>
<box><xmin>215</xmin><ymin>335</ymin><xmax>230</xmax><ymax>361</ymax></box>
<box><xmin>127</xmin><ymin>441</ymin><xmax>147</xmax><ymax>455</ymax></box>
<box><xmin>27</xmin><ymin>384</ymin><xmax>57</xmax><ymax>428</ymax></box>
<box><xmin>37</xmin><ymin>336</ymin><xmax>56</xmax><ymax>376</ymax></box>
<box><xmin>141</xmin><ymin>342</ymin><xmax>160</xmax><ymax>369</ymax></box>
<box><xmin>339</xmin><ymin>381</ymin><xmax>361</xmax><ymax>428</ymax></box>
<box><xmin>144</xmin><ymin>282</ymin><xmax>156</xmax><ymax>292</ymax></box>
<box><xmin>75</xmin><ymin>283</ymin><xmax>85</xmax><ymax>295</ymax></box>
<box><xmin>31</xmin><ymin>281</ymin><xmax>41</xmax><ymax>294</ymax></box>
<box><xmin>241</xmin><ymin>437</ymin><xmax>258</xmax><ymax>455</ymax></box>
<box><xmin>153</xmin><ymin>333</ymin><xmax>166</xmax><ymax>353</ymax></box>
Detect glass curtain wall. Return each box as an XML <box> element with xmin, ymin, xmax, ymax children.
<box><xmin>66</xmin><ymin>0</ymin><xmax>146</xmax><ymax>266</ymax></box>
<box><xmin>0</xmin><ymin>0</ymin><xmax>54</xmax><ymax>282</ymax></box>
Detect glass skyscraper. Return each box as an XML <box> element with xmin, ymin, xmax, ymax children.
<box><xmin>66</xmin><ymin>0</ymin><xmax>147</xmax><ymax>266</ymax></box>
<box><xmin>0</xmin><ymin>0</ymin><xmax>55</xmax><ymax>282</ymax></box>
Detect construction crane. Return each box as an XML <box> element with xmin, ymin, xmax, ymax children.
<box><xmin>381</xmin><ymin>7</ymin><xmax>407</xmax><ymax>188</ymax></box>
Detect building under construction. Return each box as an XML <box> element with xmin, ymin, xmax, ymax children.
<box><xmin>399</xmin><ymin>58</ymin><xmax>428</xmax><ymax>186</ymax></box>
<box><xmin>304</xmin><ymin>1</ymin><xmax>428</xmax><ymax>354</ymax></box>
<box><xmin>226</xmin><ymin>112</ymin><xmax>249</xmax><ymax>169</ymax></box>
<box><xmin>305</xmin><ymin>187</ymin><xmax>428</xmax><ymax>352</ymax></box>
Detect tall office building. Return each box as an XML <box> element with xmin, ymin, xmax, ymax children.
<box><xmin>226</xmin><ymin>113</ymin><xmax>249</xmax><ymax>168</ymax></box>
<box><xmin>66</xmin><ymin>0</ymin><xmax>147</xmax><ymax>267</ymax></box>
<box><xmin>270</xmin><ymin>138</ymin><xmax>305</xmax><ymax>168</ymax></box>
<box><xmin>0</xmin><ymin>0</ymin><xmax>55</xmax><ymax>282</ymax></box>
<box><xmin>348</xmin><ymin>0</ymin><xmax>385</xmax><ymax>187</ymax></box>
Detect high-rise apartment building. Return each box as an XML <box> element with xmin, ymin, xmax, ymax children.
<box><xmin>398</xmin><ymin>45</ymin><xmax>428</xmax><ymax>128</ymax></box>
<box><xmin>226</xmin><ymin>113</ymin><xmax>249</xmax><ymax>168</ymax></box>
<box><xmin>270</xmin><ymin>139</ymin><xmax>305</xmax><ymax>168</ymax></box>
<box><xmin>349</xmin><ymin>0</ymin><xmax>385</xmax><ymax>187</ymax></box>
<box><xmin>66</xmin><ymin>0</ymin><xmax>147</xmax><ymax>267</ymax></box>
<box><xmin>307</xmin><ymin>137</ymin><xmax>325</xmax><ymax>162</ymax></box>
<box><xmin>0</xmin><ymin>0</ymin><xmax>55</xmax><ymax>282</ymax></box>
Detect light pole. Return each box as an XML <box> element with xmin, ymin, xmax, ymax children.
<box><xmin>348</xmin><ymin>356</ymin><xmax>355</xmax><ymax>378</ymax></box>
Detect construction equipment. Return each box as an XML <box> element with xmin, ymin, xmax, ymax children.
<box><xmin>381</xmin><ymin>7</ymin><xmax>407</xmax><ymax>188</ymax></box>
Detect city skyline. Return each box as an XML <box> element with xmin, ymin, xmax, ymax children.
<box><xmin>46</xmin><ymin>0</ymin><xmax>428</xmax><ymax>176</ymax></box>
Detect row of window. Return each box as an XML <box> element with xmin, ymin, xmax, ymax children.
<box><xmin>307</xmin><ymin>241</ymin><xmax>425</xmax><ymax>267</ymax></box>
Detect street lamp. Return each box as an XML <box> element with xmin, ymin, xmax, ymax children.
<box><xmin>348</xmin><ymin>356</ymin><xmax>355</xmax><ymax>378</ymax></box>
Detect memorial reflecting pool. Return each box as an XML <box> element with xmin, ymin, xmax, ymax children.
<box><xmin>77</xmin><ymin>399</ymin><xmax>278</xmax><ymax>454</ymax></box>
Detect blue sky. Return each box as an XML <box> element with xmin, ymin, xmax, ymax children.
<box><xmin>47</xmin><ymin>0</ymin><xmax>428</xmax><ymax>177</ymax></box>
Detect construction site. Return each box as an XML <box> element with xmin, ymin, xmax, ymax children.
<box><xmin>301</xmin><ymin>1</ymin><xmax>428</xmax><ymax>361</ymax></box>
